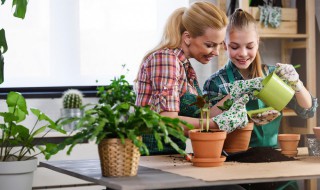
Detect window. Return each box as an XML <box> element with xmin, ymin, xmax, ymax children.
<box><xmin>0</xmin><ymin>0</ymin><xmax>189</xmax><ymax>88</ymax></box>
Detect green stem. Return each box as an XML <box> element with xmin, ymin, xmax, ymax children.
<box><xmin>200</xmin><ymin>109</ymin><xmax>204</xmax><ymax>131</ymax></box>
<box><xmin>0</xmin><ymin>129</ymin><xmax>4</xmax><ymax>159</ymax></box>
<box><xmin>293</xmin><ymin>64</ymin><xmax>301</xmax><ymax>69</ymax></box>
<box><xmin>206</xmin><ymin>109</ymin><xmax>210</xmax><ymax>132</ymax></box>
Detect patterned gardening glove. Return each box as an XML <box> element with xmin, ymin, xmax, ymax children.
<box><xmin>275</xmin><ymin>63</ymin><xmax>303</xmax><ymax>92</ymax></box>
<box><xmin>228</xmin><ymin>78</ymin><xmax>263</xmax><ymax>100</ymax></box>
<box><xmin>212</xmin><ymin>94</ymin><xmax>249</xmax><ymax>133</ymax></box>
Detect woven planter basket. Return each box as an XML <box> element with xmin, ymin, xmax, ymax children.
<box><xmin>98</xmin><ymin>138</ymin><xmax>141</xmax><ymax>177</ymax></box>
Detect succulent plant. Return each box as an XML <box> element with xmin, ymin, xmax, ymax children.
<box><xmin>62</xmin><ymin>89</ymin><xmax>83</xmax><ymax>109</ymax></box>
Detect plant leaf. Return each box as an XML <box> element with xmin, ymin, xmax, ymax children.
<box><xmin>31</xmin><ymin>108</ymin><xmax>65</xmax><ymax>133</ymax></box>
<box><xmin>0</xmin><ymin>29</ymin><xmax>8</xmax><ymax>53</ymax></box>
<box><xmin>12</xmin><ymin>0</ymin><xmax>28</xmax><ymax>19</ymax></box>
<box><xmin>7</xmin><ymin>91</ymin><xmax>28</xmax><ymax>114</ymax></box>
<box><xmin>31</xmin><ymin>126</ymin><xmax>46</xmax><ymax>138</ymax></box>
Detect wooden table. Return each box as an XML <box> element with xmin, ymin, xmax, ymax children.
<box><xmin>39</xmin><ymin>149</ymin><xmax>320</xmax><ymax>190</ymax></box>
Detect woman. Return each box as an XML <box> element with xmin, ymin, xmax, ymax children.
<box><xmin>203</xmin><ymin>9</ymin><xmax>318</xmax><ymax>189</ymax></box>
<box><xmin>135</xmin><ymin>2</ymin><xmax>250</xmax><ymax>155</ymax></box>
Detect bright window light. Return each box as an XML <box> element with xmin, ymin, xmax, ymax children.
<box><xmin>0</xmin><ymin>0</ymin><xmax>189</xmax><ymax>88</ymax></box>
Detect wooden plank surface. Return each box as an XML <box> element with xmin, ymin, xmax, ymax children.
<box><xmin>139</xmin><ymin>153</ymin><xmax>320</xmax><ymax>183</ymax></box>
<box><xmin>39</xmin><ymin>160</ymin><xmax>215</xmax><ymax>190</ymax></box>
<box><xmin>40</xmin><ymin>149</ymin><xmax>320</xmax><ymax>190</ymax></box>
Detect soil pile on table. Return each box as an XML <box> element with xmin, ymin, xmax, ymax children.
<box><xmin>226</xmin><ymin>147</ymin><xmax>296</xmax><ymax>163</ymax></box>
<box><xmin>226</xmin><ymin>147</ymin><xmax>297</xmax><ymax>190</ymax></box>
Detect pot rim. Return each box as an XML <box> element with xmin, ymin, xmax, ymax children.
<box><xmin>278</xmin><ymin>134</ymin><xmax>300</xmax><ymax>141</ymax></box>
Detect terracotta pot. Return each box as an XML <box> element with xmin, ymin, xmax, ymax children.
<box><xmin>192</xmin><ymin>156</ymin><xmax>226</xmax><ymax>167</ymax></box>
<box><xmin>223</xmin><ymin>122</ymin><xmax>254</xmax><ymax>153</ymax></box>
<box><xmin>188</xmin><ymin>129</ymin><xmax>226</xmax><ymax>158</ymax></box>
<box><xmin>313</xmin><ymin>127</ymin><xmax>320</xmax><ymax>139</ymax></box>
<box><xmin>278</xmin><ymin>134</ymin><xmax>300</xmax><ymax>157</ymax></box>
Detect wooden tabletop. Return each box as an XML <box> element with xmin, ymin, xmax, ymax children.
<box><xmin>39</xmin><ymin>148</ymin><xmax>320</xmax><ymax>190</ymax></box>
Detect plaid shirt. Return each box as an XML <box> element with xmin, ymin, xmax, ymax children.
<box><xmin>135</xmin><ymin>48</ymin><xmax>199</xmax><ymax>113</ymax></box>
<box><xmin>203</xmin><ymin>62</ymin><xmax>318</xmax><ymax>118</ymax></box>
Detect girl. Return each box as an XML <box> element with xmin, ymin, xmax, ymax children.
<box><xmin>204</xmin><ymin>8</ymin><xmax>317</xmax><ymax>148</ymax></box>
<box><xmin>203</xmin><ymin>9</ymin><xmax>317</xmax><ymax>189</ymax></box>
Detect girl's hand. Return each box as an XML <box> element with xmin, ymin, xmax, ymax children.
<box><xmin>275</xmin><ymin>63</ymin><xmax>303</xmax><ymax>92</ymax></box>
<box><xmin>212</xmin><ymin>94</ymin><xmax>249</xmax><ymax>133</ymax></box>
<box><xmin>250</xmin><ymin>109</ymin><xmax>281</xmax><ymax>126</ymax></box>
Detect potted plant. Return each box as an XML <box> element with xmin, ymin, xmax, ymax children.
<box><xmin>60</xmin><ymin>89</ymin><xmax>84</xmax><ymax>131</ymax></box>
<box><xmin>218</xmin><ymin>99</ymin><xmax>254</xmax><ymax>154</ymax></box>
<box><xmin>44</xmin><ymin>74</ymin><xmax>194</xmax><ymax>177</ymax></box>
<box><xmin>0</xmin><ymin>92</ymin><xmax>65</xmax><ymax>190</ymax></box>
<box><xmin>188</xmin><ymin>95</ymin><xmax>227</xmax><ymax>167</ymax></box>
<box><xmin>0</xmin><ymin>2</ymin><xmax>66</xmax><ymax>190</ymax></box>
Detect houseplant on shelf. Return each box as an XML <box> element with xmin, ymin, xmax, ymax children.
<box><xmin>60</xmin><ymin>89</ymin><xmax>84</xmax><ymax>131</ymax></box>
<box><xmin>44</xmin><ymin>74</ymin><xmax>194</xmax><ymax>177</ymax></box>
<box><xmin>0</xmin><ymin>92</ymin><xmax>66</xmax><ymax>190</ymax></box>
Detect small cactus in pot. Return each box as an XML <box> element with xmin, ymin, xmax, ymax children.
<box><xmin>62</xmin><ymin>89</ymin><xmax>83</xmax><ymax>109</ymax></box>
<box><xmin>61</xmin><ymin>89</ymin><xmax>84</xmax><ymax>131</ymax></box>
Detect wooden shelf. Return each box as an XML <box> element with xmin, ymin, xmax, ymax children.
<box><xmin>260</xmin><ymin>34</ymin><xmax>308</xmax><ymax>39</ymax></box>
<box><xmin>282</xmin><ymin>108</ymin><xmax>297</xmax><ymax>117</ymax></box>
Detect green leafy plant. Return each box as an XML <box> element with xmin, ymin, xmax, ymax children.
<box><xmin>62</xmin><ymin>89</ymin><xmax>83</xmax><ymax>109</ymax></box>
<box><xmin>44</xmin><ymin>75</ymin><xmax>194</xmax><ymax>159</ymax></box>
<box><xmin>97</xmin><ymin>75</ymin><xmax>136</xmax><ymax>105</ymax></box>
<box><xmin>217</xmin><ymin>99</ymin><xmax>234</xmax><ymax>111</ymax></box>
<box><xmin>0</xmin><ymin>0</ymin><xmax>28</xmax><ymax>84</ymax></box>
<box><xmin>0</xmin><ymin>92</ymin><xmax>65</xmax><ymax>161</ymax></box>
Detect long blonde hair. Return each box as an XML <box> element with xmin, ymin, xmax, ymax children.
<box><xmin>136</xmin><ymin>1</ymin><xmax>228</xmax><ymax>79</ymax></box>
<box><xmin>227</xmin><ymin>9</ymin><xmax>264</xmax><ymax>78</ymax></box>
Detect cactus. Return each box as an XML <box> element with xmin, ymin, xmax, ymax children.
<box><xmin>62</xmin><ymin>89</ymin><xmax>83</xmax><ymax>109</ymax></box>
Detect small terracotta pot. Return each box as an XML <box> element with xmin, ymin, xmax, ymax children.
<box><xmin>189</xmin><ymin>129</ymin><xmax>226</xmax><ymax>159</ymax></box>
<box><xmin>281</xmin><ymin>150</ymin><xmax>298</xmax><ymax>157</ymax></box>
<box><xmin>313</xmin><ymin>127</ymin><xmax>320</xmax><ymax>139</ymax></box>
<box><xmin>223</xmin><ymin>122</ymin><xmax>254</xmax><ymax>153</ymax></box>
<box><xmin>278</xmin><ymin>134</ymin><xmax>300</xmax><ymax>157</ymax></box>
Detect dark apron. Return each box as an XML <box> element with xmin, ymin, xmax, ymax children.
<box><xmin>226</xmin><ymin>64</ymin><xmax>298</xmax><ymax>190</ymax></box>
<box><xmin>226</xmin><ymin>63</ymin><xmax>282</xmax><ymax>148</ymax></box>
<box><xmin>143</xmin><ymin>62</ymin><xmax>201</xmax><ymax>155</ymax></box>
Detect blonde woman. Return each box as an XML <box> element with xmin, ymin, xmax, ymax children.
<box><xmin>135</xmin><ymin>2</ymin><xmax>257</xmax><ymax>161</ymax></box>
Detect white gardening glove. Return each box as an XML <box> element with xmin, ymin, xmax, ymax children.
<box><xmin>250</xmin><ymin>109</ymin><xmax>281</xmax><ymax>126</ymax></box>
<box><xmin>212</xmin><ymin>94</ymin><xmax>249</xmax><ymax>133</ymax></box>
<box><xmin>275</xmin><ymin>63</ymin><xmax>303</xmax><ymax>92</ymax></box>
<box><xmin>228</xmin><ymin>78</ymin><xmax>263</xmax><ymax>100</ymax></box>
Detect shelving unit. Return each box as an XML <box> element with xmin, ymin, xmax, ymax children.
<box><xmin>217</xmin><ymin>0</ymin><xmax>316</xmax><ymax>134</ymax></box>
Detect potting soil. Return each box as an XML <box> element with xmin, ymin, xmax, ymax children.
<box><xmin>226</xmin><ymin>147</ymin><xmax>297</xmax><ymax>190</ymax></box>
<box><xmin>226</xmin><ymin>147</ymin><xmax>296</xmax><ymax>163</ymax></box>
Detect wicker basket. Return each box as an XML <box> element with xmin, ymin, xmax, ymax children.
<box><xmin>98</xmin><ymin>138</ymin><xmax>141</xmax><ymax>177</ymax></box>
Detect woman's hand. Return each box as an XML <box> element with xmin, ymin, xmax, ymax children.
<box><xmin>212</xmin><ymin>94</ymin><xmax>249</xmax><ymax>133</ymax></box>
<box><xmin>228</xmin><ymin>78</ymin><xmax>263</xmax><ymax>100</ymax></box>
<box><xmin>275</xmin><ymin>63</ymin><xmax>303</xmax><ymax>92</ymax></box>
